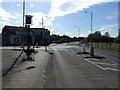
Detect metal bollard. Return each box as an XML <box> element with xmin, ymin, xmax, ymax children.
<box><xmin>90</xmin><ymin>46</ymin><xmax>94</xmax><ymax>56</ymax></box>
<box><xmin>82</xmin><ymin>44</ymin><xmax>86</xmax><ymax>53</ymax></box>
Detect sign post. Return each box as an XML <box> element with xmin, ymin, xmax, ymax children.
<box><xmin>23</xmin><ymin>15</ymin><xmax>34</xmax><ymax>61</ymax></box>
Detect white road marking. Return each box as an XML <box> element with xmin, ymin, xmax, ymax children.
<box><xmin>105</xmin><ymin>67</ymin><xmax>120</xmax><ymax>72</ymax></box>
<box><xmin>106</xmin><ymin>58</ymin><xmax>119</xmax><ymax>65</ymax></box>
<box><xmin>70</xmin><ymin>50</ymin><xmax>106</xmax><ymax>71</ymax></box>
<box><xmin>70</xmin><ymin>50</ymin><xmax>119</xmax><ymax>72</ymax></box>
<box><xmin>93</xmin><ymin>62</ymin><xmax>117</xmax><ymax>66</ymax></box>
<box><xmin>84</xmin><ymin>58</ymin><xmax>107</xmax><ymax>71</ymax></box>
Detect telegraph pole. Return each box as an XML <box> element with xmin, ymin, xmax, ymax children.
<box><xmin>23</xmin><ymin>0</ymin><xmax>25</xmax><ymax>27</ymax></box>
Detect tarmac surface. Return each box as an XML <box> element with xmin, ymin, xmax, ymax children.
<box><xmin>2</xmin><ymin>48</ymin><xmax>50</xmax><ymax>88</ymax></box>
<box><xmin>1</xmin><ymin>44</ymin><xmax>120</xmax><ymax>89</ymax></box>
<box><xmin>47</xmin><ymin>44</ymin><xmax>119</xmax><ymax>88</ymax></box>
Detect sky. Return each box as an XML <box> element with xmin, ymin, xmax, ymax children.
<box><xmin>0</xmin><ymin>0</ymin><xmax>119</xmax><ymax>37</ymax></box>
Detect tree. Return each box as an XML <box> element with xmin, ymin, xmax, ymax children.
<box><xmin>94</xmin><ymin>31</ymin><xmax>101</xmax><ymax>36</ymax></box>
<box><xmin>50</xmin><ymin>34</ymin><xmax>61</xmax><ymax>42</ymax></box>
<box><xmin>87</xmin><ymin>31</ymin><xmax>102</xmax><ymax>42</ymax></box>
<box><xmin>104</xmin><ymin>32</ymin><xmax>110</xmax><ymax>38</ymax></box>
<box><xmin>114</xmin><ymin>35</ymin><xmax>120</xmax><ymax>43</ymax></box>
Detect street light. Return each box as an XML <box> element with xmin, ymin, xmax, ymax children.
<box><xmin>85</xmin><ymin>11</ymin><xmax>93</xmax><ymax>36</ymax></box>
<box><xmin>41</xmin><ymin>16</ymin><xmax>48</xmax><ymax>51</ymax></box>
<box><xmin>85</xmin><ymin>11</ymin><xmax>94</xmax><ymax>56</ymax></box>
<box><xmin>74</xmin><ymin>26</ymin><xmax>80</xmax><ymax>38</ymax></box>
<box><xmin>41</xmin><ymin>16</ymin><xmax>47</xmax><ymax>28</ymax></box>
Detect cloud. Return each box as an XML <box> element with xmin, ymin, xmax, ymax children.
<box><xmin>30</xmin><ymin>3</ymin><xmax>34</xmax><ymax>8</ymax></box>
<box><xmin>0</xmin><ymin>7</ymin><xmax>16</xmax><ymax>19</ymax></box>
<box><xmin>106</xmin><ymin>15</ymin><xmax>117</xmax><ymax>19</ymax></box>
<box><xmin>28</xmin><ymin>12</ymin><xmax>47</xmax><ymax>28</ymax></box>
<box><xmin>17</xmin><ymin>3</ymin><xmax>21</xmax><ymax>7</ymax></box>
<box><xmin>64</xmin><ymin>32</ymin><xmax>74</xmax><ymax>37</ymax></box>
<box><xmin>95</xmin><ymin>24</ymin><xmax>118</xmax><ymax>36</ymax></box>
<box><xmin>0</xmin><ymin>17</ymin><xmax>12</xmax><ymax>22</ymax></box>
<box><xmin>49</xmin><ymin>0</ymin><xmax>119</xmax><ymax>17</ymax></box>
<box><xmin>48</xmin><ymin>0</ymin><xmax>119</xmax><ymax>24</ymax></box>
<box><xmin>0</xmin><ymin>21</ymin><xmax>12</xmax><ymax>30</ymax></box>
<box><xmin>28</xmin><ymin>0</ymin><xmax>119</xmax><ymax>28</ymax></box>
<box><xmin>97</xmin><ymin>24</ymin><xmax>118</xmax><ymax>31</ymax></box>
<box><xmin>0</xmin><ymin>7</ymin><xmax>22</xmax><ymax>29</ymax></box>
<box><xmin>16</xmin><ymin>20</ymin><xmax>21</xmax><ymax>24</ymax></box>
<box><xmin>1</xmin><ymin>0</ymin><xmax>51</xmax><ymax>2</ymax></box>
<box><xmin>0</xmin><ymin>0</ymin><xmax>119</xmax><ymax>31</ymax></box>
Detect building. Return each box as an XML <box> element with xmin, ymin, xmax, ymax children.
<box><xmin>2</xmin><ymin>26</ymin><xmax>50</xmax><ymax>46</ymax></box>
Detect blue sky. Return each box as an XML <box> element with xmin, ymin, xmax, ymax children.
<box><xmin>0</xmin><ymin>0</ymin><xmax>119</xmax><ymax>37</ymax></box>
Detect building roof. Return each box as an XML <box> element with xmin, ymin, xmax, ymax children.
<box><xmin>3</xmin><ymin>25</ymin><xmax>49</xmax><ymax>31</ymax></box>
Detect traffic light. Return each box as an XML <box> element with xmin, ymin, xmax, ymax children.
<box><xmin>25</xmin><ymin>15</ymin><xmax>33</xmax><ymax>25</ymax></box>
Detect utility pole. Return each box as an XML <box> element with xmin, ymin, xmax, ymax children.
<box><xmin>23</xmin><ymin>0</ymin><xmax>25</xmax><ymax>27</ymax></box>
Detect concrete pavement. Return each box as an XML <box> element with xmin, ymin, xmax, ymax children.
<box><xmin>2</xmin><ymin>49</ymin><xmax>51</xmax><ymax>88</ymax></box>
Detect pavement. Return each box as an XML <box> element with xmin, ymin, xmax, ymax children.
<box><xmin>2</xmin><ymin>49</ymin><xmax>51</xmax><ymax>89</ymax></box>
<box><xmin>2</xmin><ymin>49</ymin><xmax>25</xmax><ymax>75</ymax></box>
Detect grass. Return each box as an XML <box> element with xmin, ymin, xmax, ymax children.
<box><xmin>74</xmin><ymin>42</ymin><xmax>120</xmax><ymax>51</ymax></box>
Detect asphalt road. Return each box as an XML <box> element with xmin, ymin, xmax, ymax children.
<box><xmin>48</xmin><ymin>43</ymin><xmax>119</xmax><ymax>88</ymax></box>
<box><xmin>69</xmin><ymin>44</ymin><xmax>119</xmax><ymax>63</ymax></box>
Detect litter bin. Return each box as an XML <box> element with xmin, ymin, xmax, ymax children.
<box><xmin>90</xmin><ymin>46</ymin><xmax>94</xmax><ymax>56</ymax></box>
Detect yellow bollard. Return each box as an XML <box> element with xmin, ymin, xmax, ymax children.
<box><xmin>90</xmin><ymin>46</ymin><xmax>94</xmax><ymax>56</ymax></box>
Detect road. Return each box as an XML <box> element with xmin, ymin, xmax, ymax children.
<box><xmin>69</xmin><ymin>43</ymin><xmax>119</xmax><ymax>63</ymax></box>
<box><xmin>47</xmin><ymin>43</ymin><xmax>119</xmax><ymax>88</ymax></box>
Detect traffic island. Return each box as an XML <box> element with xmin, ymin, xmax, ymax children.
<box><xmin>76</xmin><ymin>51</ymin><xmax>105</xmax><ymax>59</ymax></box>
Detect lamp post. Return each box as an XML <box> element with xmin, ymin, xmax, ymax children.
<box><xmin>85</xmin><ymin>11</ymin><xmax>94</xmax><ymax>56</ymax></box>
<box><xmin>41</xmin><ymin>16</ymin><xmax>48</xmax><ymax>51</ymax></box>
<box><xmin>41</xmin><ymin>16</ymin><xmax>47</xmax><ymax>28</ymax></box>
<box><xmin>74</xmin><ymin>26</ymin><xmax>80</xmax><ymax>38</ymax></box>
<box><xmin>85</xmin><ymin>11</ymin><xmax>93</xmax><ymax>39</ymax></box>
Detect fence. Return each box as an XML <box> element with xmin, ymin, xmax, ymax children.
<box><xmin>91</xmin><ymin>42</ymin><xmax>120</xmax><ymax>51</ymax></box>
